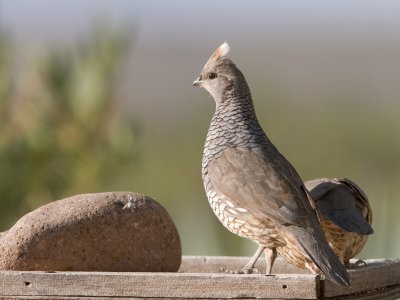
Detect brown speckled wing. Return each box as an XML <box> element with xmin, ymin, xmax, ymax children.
<box><xmin>207</xmin><ymin>147</ymin><xmax>314</xmax><ymax>228</ymax></box>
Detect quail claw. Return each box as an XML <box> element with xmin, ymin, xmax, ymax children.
<box><xmin>237</xmin><ymin>267</ymin><xmax>262</xmax><ymax>274</ymax></box>
<box><xmin>346</xmin><ymin>259</ymin><xmax>367</xmax><ymax>268</ymax></box>
<box><xmin>218</xmin><ymin>266</ymin><xmax>261</xmax><ymax>274</ymax></box>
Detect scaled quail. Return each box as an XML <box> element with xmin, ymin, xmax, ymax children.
<box><xmin>193</xmin><ymin>42</ymin><xmax>350</xmax><ymax>286</ymax></box>
<box><xmin>306</xmin><ymin>177</ymin><xmax>373</xmax><ymax>267</ymax></box>
<box><xmin>247</xmin><ymin>177</ymin><xmax>373</xmax><ymax>271</ymax></box>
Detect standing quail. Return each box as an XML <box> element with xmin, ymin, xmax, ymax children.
<box><xmin>305</xmin><ymin>177</ymin><xmax>373</xmax><ymax>267</ymax></box>
<box><xmin>193</xmin><ymin>42</ymin><xmax>350</xmax><ymax>286</ymax></box>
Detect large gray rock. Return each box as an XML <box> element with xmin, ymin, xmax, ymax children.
<box><xmin>0</xmin><ymin>192</ymin><xmax>181</xmax><ymax>272</ymax></box>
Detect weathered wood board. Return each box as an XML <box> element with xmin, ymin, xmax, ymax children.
<box><xmin>0</xmin><ymin>256</ymin><xmax>399</xmax><ymax>299</ymax></box>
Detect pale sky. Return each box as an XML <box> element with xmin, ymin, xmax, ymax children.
<box><xmin>2</xmin><ymin>1</ymin><xmax>400</xmax><ymax>46</ymax></box>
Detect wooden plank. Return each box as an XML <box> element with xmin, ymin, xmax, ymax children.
<box><xmin>0</xmin><ymin>270</ymin><xmax>320</xmax><ymax>299</ymax></box>
<box><xmin>325</xmin><ymin>284</ymin><xmax>400</xmax><ymax>300</ymax></box>
<box><xmin>324</xmin><ymin>258</ymin><xmax>400</xmax><ymax>298</ymax></box>
<box><xmin>180</xmin><ymin>256</ymin><xmax>400</xmax><ymax>299</ymax></box>
<box><xmin>0</xmin><ymin>256</ymin><xmax>399</xmax><ymax>299</ymax></box>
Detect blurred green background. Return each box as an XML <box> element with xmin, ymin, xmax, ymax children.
<box><xmin>0</xmin><ymin>1</ymin><xmax>399</xmax><ymax>259</ymax></box>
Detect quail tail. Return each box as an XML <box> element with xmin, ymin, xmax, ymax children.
<box><xmin>296</xmin><ymin>228</ymin><xmax>350</xmax><ymax>286</ymax></box>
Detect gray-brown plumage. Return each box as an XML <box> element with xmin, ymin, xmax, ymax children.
<box><xmin>193</xmin><ymin>42</ymin><xmax>350</xmax><ymax>286</ymax></box>
<box><xmin>305</xmin><ymin>177</ymin><xmax>373</xmax><ymax>266</ymax></box>
<box><xmin>246</xmin><ymin>177</ymin><xmax>373</xmax><ymax>273</ymax></box>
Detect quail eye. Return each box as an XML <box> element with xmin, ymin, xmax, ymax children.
<box><xmin>208</xmin><ymin>72</ymin><xmax>218</xmax><ymax>79</ymax></box>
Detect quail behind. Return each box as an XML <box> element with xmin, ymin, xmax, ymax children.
<box><xmin>306</xmin><ymin>177</ymin><xmax>373</xmax><ymax>267</ymax></box>
<box><xmin>193</xmin><ymin>42</ymin><xmax>350</xmax><ymax>286</ymax></box>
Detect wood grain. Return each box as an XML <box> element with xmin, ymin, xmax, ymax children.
<box><xmin>324</xmin><ymin>258</ymin><xmax>400</xmax><ymax>297</ymax></box>
<box><xmin>0</xmin><ymin>256</ymin><xmax>398</xmax><ymax>299</ymax></box>
<box><xmin>0</xmin><ymin>271</ymin><xmax>319</xmax><ymax>299</ymax></box>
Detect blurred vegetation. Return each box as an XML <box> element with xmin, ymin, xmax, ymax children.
<box><xmin>0</xmin><ymin>25</ymin><xmax>138</xmax><ymax>229</ymax></box>
<box><xmin>0</xmin><ymin>22</ymin><xmax>398</xmax><ymax>261</ymax></box>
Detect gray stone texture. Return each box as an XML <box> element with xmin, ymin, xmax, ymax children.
<box><xmin>0</xmin><ymin>192</ymin><xmax>181</xmax><ymax>272</ymax></box>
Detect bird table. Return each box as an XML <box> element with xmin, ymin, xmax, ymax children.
<box><xmin>0</xmin><ymin>256</ymin><xmax>399</xmax><ymax>299</ymax></box>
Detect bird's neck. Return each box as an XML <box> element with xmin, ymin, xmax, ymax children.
<box><xmin>206</xmin><ymin>92</ymin><xmax>268</xmax><ymax>151</ymax></box>
<box><xmin>215</xmin><ymin>86</ymin><xmax>256</xmax><ymax>119</ymax></box>
<box><xmin>214</xmin><ymin>88</ymin><xmax>260</xmax><ymax>127</ymax></box>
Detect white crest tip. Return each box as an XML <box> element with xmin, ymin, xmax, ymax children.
<box><xmin>218</xmin><ymin>41</ymin><xmax>231</xmax><ymax>57</ymax></box>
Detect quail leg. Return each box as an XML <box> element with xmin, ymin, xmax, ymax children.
<box><xmin>265</xmin><ymin>248</ymin><xmax>277</xmax><ymax>274</ymax></box>
<box><xmin>238</xmin><ymin>245</ymin><xmax>265</xmax><ymax>274</ymax></box>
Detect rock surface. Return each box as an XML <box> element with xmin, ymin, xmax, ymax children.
<box><xmin>0</xmin><ymin>192</ymin><xmax>181</xmax><ymax>272</ymax></box>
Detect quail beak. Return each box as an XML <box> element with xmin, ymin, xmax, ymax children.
<box><xmin>193</xmin><ymin>76</ymin><xmax>204</xmax><ymax>87</ymax></box>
